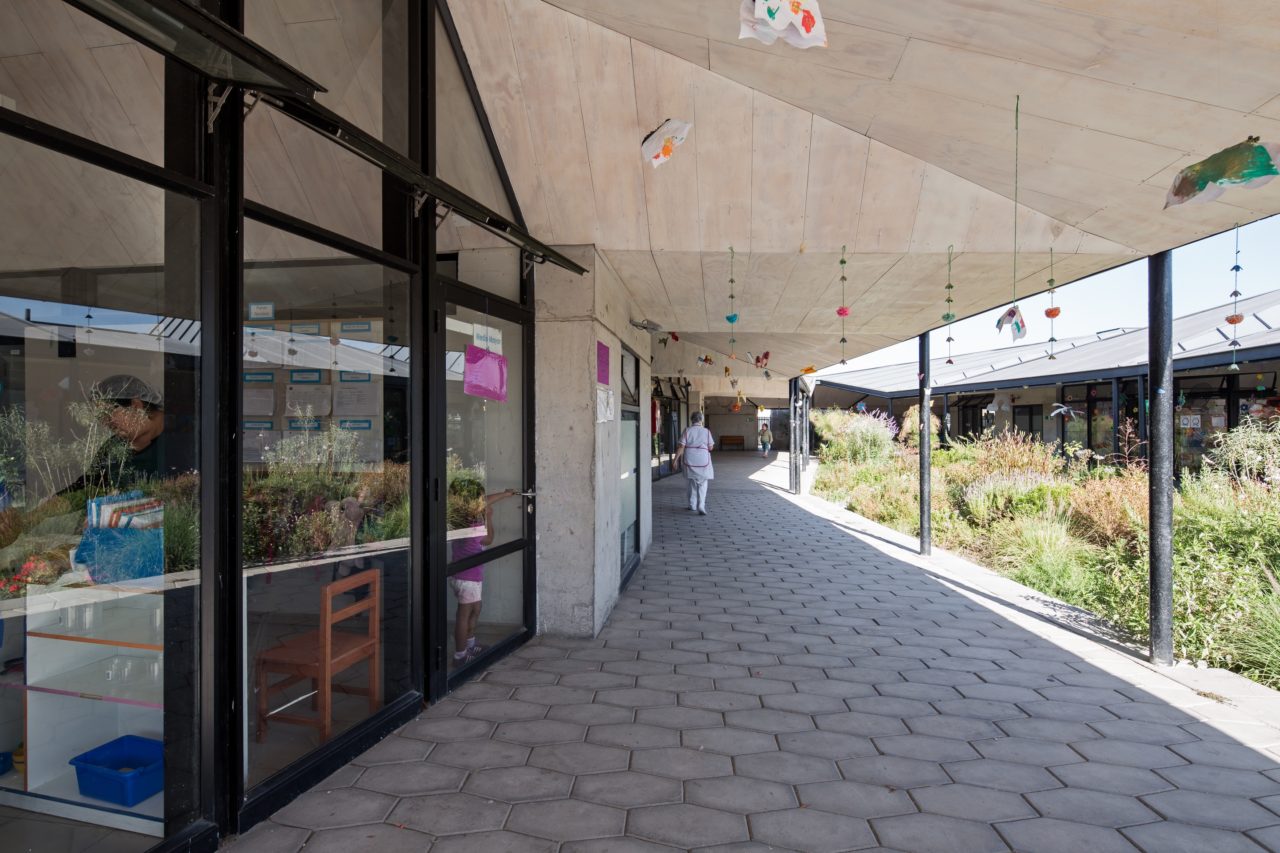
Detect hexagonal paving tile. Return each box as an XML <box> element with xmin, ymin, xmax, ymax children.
<box><xmin>736</xmin><ymin>751</ymin><xmax>840</xmax><ymax>784</ymax></box>
<box><xmin>752</xmin><ymin>808</ymin><xmax>877</xmax><ymax>852</ymax></box>
<box><xmin>597</xmin><ymin>687</ymin><xmax>678</xmax><ymax>707</ymax></box>
<box><xmin>1048</xmin><ymin>762</ymin><xmax>1173</xmax><ymax>796</ymax></box>
<box><xmin>431</xmin><ymin>831</ymin><xmax>557</xmax><ymax>853</ymax></box>
<box><xmin>629</xmin><ymin>804</ymin><xmax>749</xmax><ymax>848</ymax></box>
<box><xmin>400</xmin><ymin>715</ymin><xmax>495</xmax><ymax>742</ymax></box>
<box><xmin>496</xmin><ymin>718</ymin><xmax>588</xmax><ymax>746</ymax></box>
<box><xmin>874</xmin><ymin>734</ymin><xmax>980</xmax><ymax>763</ymax></box>
<box><xmin>683</xmin><ymin>726</ymin><xmax>778</xmax><ymax>756</ymax></box>
<box><xmin>776</xmin><ymin>729</ymin><xmax>877</xmax><ymax>760</ymax></box>
<box><xmin>548</xmin><ymin>702</ymin><xmax>637</xmax><ymax>726</ymax></box>
<box><xmin>1070</xmin><ymin>739</ymin><xmax>1186</xmax><ymax>769</ymax></box>
<box><xmin>514</xmin><ymin>685</ymin><xmax>597</xmax><ymax>705</ymax></box>
<box><xmin>1123</xmin><ymin>821</ymin><xmax>1272</xmax><ymax>853</ymax></box>
<box><xmin>463</xmin><ymin>765</ymin><xmax>575</xmax><ymax>802</ymax></box>
<box><xmin>587</xmin><ymin>722</ymin><xmax>681</xmax><ymax>749</ymax></box>
<box><xmin>680</xmin><ymin>691</ymin><xmax>763</xmax><ymax>712</ymax></box>
<box><xmin>301</xmin><ymin>823</ymin><xmax>433</xmax><ymax>853</ymax></box>
<box><xmin>387</xmin><ymin>791</ymin><xmax>510</xmax><ymax>836</ymax></box>
<box><xmin>573</xmin><ymin>770</ymin><xmax>683</xmax><ymax>808</ymax></box>
<box><xmin>507</xmin><ymin>799</ymin><xmax>626</xmax><ymax>842</ymax></box>
<box><xmin>632</xmin><ymin>746</ymin><xmax>734</xmax><ymax>779</ymax></box>
<box><xmin>350</xmin><ymin>735</ymin><xmax>433</xmax><ymax>766</ymax></box>
<box><xmin>1169</xmin><ymin>739</ymin><xmax>1280</xmax><ymax>771</ymax></box>
<box><xmin>461</xmin><ymin>699</ymin><xmax>551</xmax><ymax>722</ymax></box>
<box><xmin>996</xmin><ymin>818</ymin><xmax>1139</xmax><ymax>853</ymax></box>
<box><xmin>637</xmin><ymin>705</ymin><xmax>725</xmax><ymax>730</ymax></box>
<box><xmin>271</xmin><ymin>787</ymin><xmax>395</xmax><ymax>830</ymax></box>
<box><xmin>839</xmin><ymin>755</ymin><xmax>950</xmax><ymax>789</ymax></box>
<box><xmin>685</xmin><ymin>775</ymin><xmax>797</xmax><ymax>813</ymax></box>
<box><xmin>723</xmin><ymin>708</ymin><xmax>815</xmax><ymax>733</ymax></box>
<box><xmin>1025</xmin><ymin>787</ymin><xmax>1159</xmax><ymax>828</ymax></box>
<box><xmin>1142</xmin><ymin>788</ymin><xmax>1280</xmax><ymax>831</ymax></box>
<box><xmin>356</xmin><ymin>760</ymin><xmax>466</xmax><ymax>796</ymax></box>
<box><xmin>911</xmin><ymin>782</ymin><xmax>1036</xmax><ymax>822</ymax></box>
<box><xmin>427</xmin><ymin>738</ymin><xmax>530</xmax><ymax>770</ymax></box>
<box><xmin>971</xmin><ymin>737</ymin><xmax>1081</xmax><ymax>766</ymax></box>
<box><xmin>795</xmin><ymin>779</ymin><xmax>916</xmax><ymax>819</ymax></box>
<box><xmin>872</xmin><ymin>812</ymin><xmax>1009</xmax><ymax>853</ymax></box>
<box><xmin>562</xmin><ymin>839</ymin><xmax>680</xmax><ymax>853</ymax></box>
<box><xmin>943</xmin><ymin>759</ymin><xmax>1061</xmax><ymax>793</ymax></box>
<box><xmin>1155</xmin><ymin>763</ymin><xmax>1280</xmax><ymax>797</ymax></box>
<box><xmin>529</xmin><ymin>742</ymin><xmax>630</xmax><ymax>774</ymax></box>
<box><xmin>816</xmin><ymin>711</ymin><xmax>909</xmax><ymax>738</ymax></box>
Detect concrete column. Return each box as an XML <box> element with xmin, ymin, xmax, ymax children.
<box><xmin>534</xmin><ymin>246</ymin><xmax>652</xmax><ymax>637</ymax></box>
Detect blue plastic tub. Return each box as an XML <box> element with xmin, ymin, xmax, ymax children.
<box><xmin>69</xmin><ymin>735</ymin><xmax>163</xmax><ymax>807</ymax></box>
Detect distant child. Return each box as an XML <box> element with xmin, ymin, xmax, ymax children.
<box><xmin>448</xmin><ymin>480</ymin><xmax>516</xmax><ymax>666</ymax></box>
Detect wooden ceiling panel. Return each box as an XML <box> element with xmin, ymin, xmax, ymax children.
<box><xmin>570</xmin><ymin>18</ymin><xmax>650</xmax><ymax>250</ymax></box>
<box><xmin>504</xmin><ymin>0</ymin><xmax>600</xmax><ymax>244</ymax></box>
<box><xmin>749</xmin><ymin>93</ymin><xmax>811</xmax><ymax>253</ymax></box>
<box><xmin>632</xmin><ymin>43</ymin><xmax>702</xmax><ymax>252</ymax></box>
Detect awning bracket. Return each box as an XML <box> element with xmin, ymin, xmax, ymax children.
<box><xmin>206</xmin><ymin>83</ymin><xmax>233</xmax><ymax>134</ymax></box>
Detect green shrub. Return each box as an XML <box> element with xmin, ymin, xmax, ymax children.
<box><xmin>961</xmin><ymin>472</ymin><xmax>1070</xmax><ymax>526</ymax></box>
<box><xmin>1205</xmin><ymin>416</ymin><xmax>1280</xmax><ymax>485</ymax></box>
<box><xmin>1069</xmin><ymin>469</ymin><xmax>1148</xmax><ymax>549</ymax></box>
<box><xmin>811</xmin><ymin>409</ymin><xmax>898</xmax><ymax>464</ymax></box>
<box><xmin>994</xmin><ymin>515</ymin><xmax>1100</xmax><ymax>609</ymax></box>
<box><xmin>899</xmin><ymin>404</ymin><xmax>941</xmax><ymax>449</ymax></box>
<box><xmin>1231</xmin><ymin>597</ymin><xmax>1280</xmax><ymax>689</ymax></box>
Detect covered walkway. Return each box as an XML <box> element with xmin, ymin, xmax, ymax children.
<box><xmin>230</xmin><ymin>454</ymin><xmax>1280</xmax><ymax>853</ymax></box>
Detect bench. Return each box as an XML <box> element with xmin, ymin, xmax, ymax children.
<box><xmin>719</xmin><ymin>435</ymin><xmax>745</xmax><ymax>451</ymax></box>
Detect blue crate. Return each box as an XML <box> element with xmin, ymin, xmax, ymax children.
<box><xmin>68</xmin><ymin>735</ymin><xmax>163</xmax><ymax>808</ymax></box>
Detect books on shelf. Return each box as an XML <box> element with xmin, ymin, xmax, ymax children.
<box><xmin>77</xmin><ymin>491</ymin><xmax>164</xmax><ymax>584</ymax></box>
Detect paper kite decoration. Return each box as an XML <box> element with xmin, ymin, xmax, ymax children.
<box><xmin>739</xmin><ymin>0</ymin><xmax>826</xmax><ymax>49</ymax></box>
<box><xmin>641</xmin><ymin>119</ymin><xmax>692</xmax><ymax>168</ymax></box>
<box><xmin>996</xmin><ymin>306</ymin><xmax>1027</xmax><ymax>341</ymax></box>
<box><xmin>1166</xmin><ymin>136</ymin><xmax>1280</xmax><ymax>208</ymax></box>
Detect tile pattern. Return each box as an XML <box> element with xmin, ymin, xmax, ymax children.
<box><xmin>225</xmin><ymin>457</ymin><xmax>1280</xmax><ymax>852</ymax></box>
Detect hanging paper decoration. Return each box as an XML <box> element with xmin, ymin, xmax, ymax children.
<box><xmin>1165</xmin><ymin>137</ymin><xmax>1280</xmax><ymax>208</ymax></box>
<box><xmin>724</xmin><ymin>366</ymin><xmax>732</xmax><ymax>377</ymax></box>
<box><xmin>670</xmin><ymin>332</ymin><xmax>679</xmax><ymax>342</ymax></box>
<box><xmin>731</xmin><ymin>401</ymin><xmax>743</xmax><ymax>413</ymax></box>
<box><xmin>755</xmin><ymin>351</ymin><xmax>770</xmax><ymax>369</ymax></box>
<box><xmin>996</xmin><ymin>306</ymin><xmax>1027</xmax><ymax>341</ymax></box>
<box><xmin>942</xmin><ymin>244</ymin><xmax>956</xmax><ymax>365</ymax></box>
<box><xmin>739</xmin><ymin>0</ymin><xmax>827</xmax><ymax>49</ymax></box>
<box><xmin>1044</xmin><ymin>248</ymin><xmax>1060</xmax><ymax>360</ymax></box>
<box><xmin>762</xmin><ymin>369</ymin><xmax>772</xmax><ymax>380</ymax></box>
<box><xmin>1227</xmin><ymin>224</ymin><xmax>1244</xmax><ymax>371</ymax></box>
<box><xmin>801</xmin><ymin>365</ymin><xmax>817</xmax><ymax>375</ymax></box>
<box><xmin>659</xmin><ymin>336</ymin><xmax>669</xmax><ymax>347</ymax></box>
<box><xmin>836</xmin><ymin>245</ymin><xmax>849</xmax><ymax>364</ymax></box>
<box><xmin>999</xmin><ymin>96</ymin><xmax>1027</xmax><ymax>340</ymax></box>
<box><xmin>727</xmin><ymin>247</ymin><xmax>739</xmax><ymax>357</ymax></box>
<box><xmin>697</xmin><ymin>354</ymin><xmax>714</xmax><ymax>366</ymax></box>
<box><xmin>641</xmin><ymin>119</ymin><xmax>692</xmax><ymax>168</ymax></box>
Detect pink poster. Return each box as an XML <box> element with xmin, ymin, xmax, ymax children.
<box><xmin>597</xmin><ymin>341</ymin><xmax>610</xmax><ymax>385</ymax></box>
<box><xmin>464</xmin><ymin>344</ymin><xmax>508</xmax><ymax>402</ymax></box>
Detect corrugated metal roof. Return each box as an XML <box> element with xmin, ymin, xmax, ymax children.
<box><xmin>815</xmin><ymin>289</ymin><xmax>1280</xmax><ymax>397</ymax></box>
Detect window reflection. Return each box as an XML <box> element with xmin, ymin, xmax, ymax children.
<box><xmin>242</xmin><ymin>221</ymin><xmax>411</xmax><ymax>787</ymax></box>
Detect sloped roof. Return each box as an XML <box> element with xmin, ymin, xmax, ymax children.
<box><xmin>815</xmin><ymin>289</ymin><xmax>1280</xmax><ymax>397</ymax></box>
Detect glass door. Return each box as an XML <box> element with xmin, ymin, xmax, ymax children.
<box><xmin>441</xmin><ymin>288</ymin><xmax>532</xmax><ymax>678</ymax></box>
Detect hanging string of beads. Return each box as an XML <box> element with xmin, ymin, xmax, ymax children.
<box><xmin>1227</xmin><ymin>224</ymin><xmax>1244</xmax><ymax>372</ymax></box>
<box><xmin>1044</xmin><ymin>247</ymin><xmax>1061</xmax><ymax>360</ymax></box>
<box><xmin>941</xmin><ymin>244</ymin><xmax>956</xmax><ymax>365</ymax></box>
<box><xmin>726</xmin><ymin>246</ymin><xmax>739</xmax><ymax>360</ymax></box>
<box><xmin>836</xmin><ymin>245</ymin><xmax>850</xmax><ymax>364</ymax></box>
<box><xmin>1012</xmin><ymin>94</ymin><xmax>1020</xmax><ymax>303</ymax></box>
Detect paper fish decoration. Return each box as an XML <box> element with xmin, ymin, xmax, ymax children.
<box><xmin>1165</xmin><ymin>136</ymin><xmax>1280</xmax><ymax>207</ymax></box>
<box><xmin>641</xmin><ymin>118</ymin><xmax>692</xmax><ymax>168</ymax></box>
<box><xmin>996</xmin><ymin>306</ymin><xmax>1027</xmax><ymax>341</ymax></box>
<box><xmin>739</xmin><ymin>0</ymin><xmax>827</xmax><ymax>49</ymax></box>
<box><xmin>725</xmin><ymin>313</ymin><xmax>739</xmax><ymax>324</ymax></box>
<box><xmin>801</xmin><ymin>365</ymin><xmax>817</xmax><ymax>375</ymax></box>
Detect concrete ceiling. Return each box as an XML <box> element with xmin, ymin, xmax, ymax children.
<box><xmin>448</xmin><ymin>0</ymin><xmax>1280</xmax><ymax>377</ymax></box>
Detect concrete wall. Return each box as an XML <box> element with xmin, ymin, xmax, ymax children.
<box><xmin>534</xmin><ymin>247</ymin><xmax>652</xmax><ymax>637</ymax></box>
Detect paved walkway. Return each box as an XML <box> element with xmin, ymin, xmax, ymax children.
<box><xmin>230</xmin><ymin>453</ymin><xmax>1280</xmax><ymax>853</ymax></box>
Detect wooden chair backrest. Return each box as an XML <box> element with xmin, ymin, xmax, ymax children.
<box><xmin>320</xmin><ymin>568</ymin><xmax>380</xmax><ymax>655</ymax></box>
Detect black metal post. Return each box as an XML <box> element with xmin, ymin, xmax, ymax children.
<box><xmin>940</xmin><ymin>392</ymin><xmax>950</xmax><ymax>446</ymax></box>
<box><xmin>1136</xmin><ymin>375</ymin><xmax>1147</xmax><ymax>457</ymax></box>
<box><xmin>1148</xmin><ymin>251</ymin><xmax>1174</xmax><ymax>665</ymax></box>
<box><xmin>789</xmin><ymin>377</ymin><xmax>800</xmax><ymax>494</ymax></box>
<box><xmin>1111</xmin><ymin>378</ymin><xmax>1121</xmax><ymax>460</ymax></box>
<box><xmin>919</xmin><ymin>334</ymin><xmax>932</xmax><ymax>556</ymax></box>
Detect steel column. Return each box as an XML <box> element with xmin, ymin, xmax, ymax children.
<box><xmin>1148</xmin><ymin>251</ymin><xmax>1174</xmax><ymax>665</ymax></box>
<box><xmin>919</xmin><ymin>334</ymin><xmax>932</xmax><ymax>556</ymax></box>
<box><xmin>1111</xmin><ymin>378</ymin><xmax>1121</xmax><ymax>460</ymax></box>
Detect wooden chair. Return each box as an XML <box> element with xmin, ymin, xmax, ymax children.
<box><xmin>255</xmin><ymin>568</ymin><xmax>381</xmax><ymax>743</ymax></box>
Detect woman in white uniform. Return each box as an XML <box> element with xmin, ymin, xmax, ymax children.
<box><xmin>674</xmin><ymin>412</ymin><xmax>715</xmax><ymax>515</ymax></box>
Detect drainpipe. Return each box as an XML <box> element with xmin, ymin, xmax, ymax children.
<box><xmin>1148</xmin><ymin>251</ymin><xmax>1174</xmax><ymax>666</ymax></box>
<box><xmin>919</xmin><ymin>333</ymin><xmax>932</xmax><ymax>556</ymax></box>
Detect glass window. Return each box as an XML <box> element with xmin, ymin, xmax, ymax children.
<box><xmin>0</xmin><ymin>0</ymin><xmax>165</xmax><ymax>165</ymax></box>
<box><xmin>1012</xmin><ymin>405</ymin><xmax>1043</xmax><ymax>439</ymax></box>
<box><xmin>445</xmin><ymin>305</ymin><xmax>525</xmax><ymax>563</ymax></box>
<box><xmin>241</xmin><ymin>220</ymin><xmax>411</xmax><ymax>789</ymax></box>
<box><xmin>621</xmin><ymin>350</ymin><xmax>639</xmax><ymax>407</ymax></box>
<box><xmin>1239</xmin><ymin>368</ymin><xmax>1279</xmax><ymax>421</ymax></box>
<box><xmin>0</xmin><ymin>132</ymin><xmax>200</xmax><ymax>847</ymax></box>
<box><xmin>244</xmin><ymin>0</ymin><xmax>410</xmax><ymax>154</ymax></box>
<box><xmin>620</xmin><ymin>411</ymin><xmax>639</xmax><ymax>570</ymax></box>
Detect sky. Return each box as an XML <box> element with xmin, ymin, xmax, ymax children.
<box><xmin>821</xmin><ymin>215</ymin><xmax>1280</xmax><ymax>374</ymax></box>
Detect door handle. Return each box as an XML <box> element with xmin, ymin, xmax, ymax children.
<box><xmin>519</xmin><ymin>490</ymin><xmax>536</xmax><ymax>498</ymax></box>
